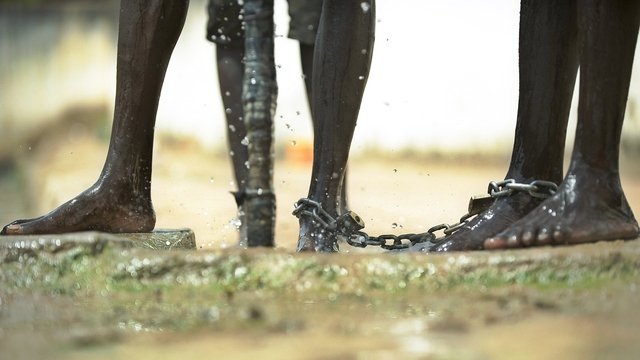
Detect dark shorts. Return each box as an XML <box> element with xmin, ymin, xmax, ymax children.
<box><xmin>206</xmin><ymin>0</ymin><xmax>323</xmax><ymax>47</ymax></box>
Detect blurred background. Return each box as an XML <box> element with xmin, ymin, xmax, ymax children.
<box><xmin>1</xmin><ymin>0</ymin><xmax>639</xmax><ymax>249</ymax></box>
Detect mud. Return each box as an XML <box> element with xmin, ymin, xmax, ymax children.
<box><xmin>1</xmin><ymin>234</ymin><xmax>639</xmax><ymax>359</ymax></box>
<box><xmin>2</xmin><ymin>134</ymin><xmax>640</xmax><ymax>359</ymax></box>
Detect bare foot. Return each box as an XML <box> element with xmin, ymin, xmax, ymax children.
<box><xmin>484</xmin><ymin>170</ymin><xmax>639</xmax><ymax>249</ymax></box>
<box><xmin>297</xmin><ymin>219</ymin><xmax>339</xmax><ymax>252</ymax></box>
<box><xmin>430</xmin><ymin>192</ymin><xmax>546</xmax><ymax>252</ymax></box>
<box><xmin>1</xmin><ymin>180</ymin><xmax>155</xmax><ymax>235</ymax></box>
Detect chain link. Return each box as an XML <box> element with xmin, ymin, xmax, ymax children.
<box><xmin>488</xmin><ymin>179</ymin><xmax>558</xmax><ymax>198</ymax></box>
<box><xmin>292</xmin><ymin>179</ymin><xmax>558</xmax><ymax>251</ymax></box>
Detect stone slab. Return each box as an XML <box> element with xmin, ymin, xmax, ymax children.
<box><xmin>0</xmin><ymin>228</ymin><xmax>196</xmax><ymax>262</ymax></box>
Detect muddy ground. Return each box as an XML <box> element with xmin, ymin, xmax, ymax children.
<box><xmin>1</xmin><ymin>133</ymin><xmax>640</xmax><ymax>359</ymax></box>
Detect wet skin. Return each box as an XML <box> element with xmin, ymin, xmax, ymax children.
<box><xmin>1</xmin><ymin>0</ymin><xmax>189</xmax><ymax>235</ymax></box>
<box><xmin>217</xmin><ymin>41</ymin><xmax>348</xmax><ymax>246</ymax></box>
<box><xmin>296</xmin><ymin>0</ymin><xmax>375</xmax><ymax>252</ymax></box>
<box><xmin>5</xmin><ymin>0</ymin><xmax>636</xmax><ymax>255</ymax></box>
<box><xmin>0</xmin><ymin>0</ymin><xmax>350</xmax><ymax>243</ymax></box>
<box><xmin>436</xmin><ymin>0</ymin><xmax>640</xmax><ymax>251</ymax></box>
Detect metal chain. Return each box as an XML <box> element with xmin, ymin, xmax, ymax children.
<box><xmin>293</xmin><ymin>198</ymin><xmax>436</xmax><ymax>250</ymax></box>
<box><xmin>488</xmin><ymin>179</ymin><xmax>558</xmax><ymax>198</ymax></box>
<box><xmin>292</xmin><ymin>179</ymin><xmax>558</xmax><ymax>251</ymax></box>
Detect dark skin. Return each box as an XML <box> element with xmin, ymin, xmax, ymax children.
<box><xmin>0</xmin><ymin>0</ymin><xmax>351</xmax><ymax>241</ymax></box>
<box><xmin>435</xmin><ymin>0</ymin><xmax>639</xmax><ymax>251</ymax></box>
<box><xmin>217</xmin><ymin>42</ymin><xmax>353</xmax><ymax>246</ymax></box>
<box><xmin>296</xmin><ymin>0</ymin><xmax>375</xmax><ymax>251</ymax></box>
<box><xmin>5</xmin><ymin>0</ymin><xmax>635</xmax><ymax>253</ymax></box>
<box><xmin>484</xmin><ymin>0</ymin><xmax>640</xmax><ymax>249</ymax></box>
<box><xmin>1</xmin><ymin>0</ymin><xmax>189</xmax><ymax>235</ymax></box>
<box><xmin>216</xmin><ymin>43</ymin><xmax>315</xmax><ymax>196</ymax></box>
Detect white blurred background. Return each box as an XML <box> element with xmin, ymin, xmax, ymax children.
<box><xmin>5</xmin><ymin>0</ymin><xmax>640</xmax><ymax>158</ymax></box>
<box><xmin>2</xmin><ymin>0</ymin><xmax>640</xmax><ymax>247</ymax></box>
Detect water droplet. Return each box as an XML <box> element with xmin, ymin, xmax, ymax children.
<box><xmin>225</xmin><ymin>91</ymin><xmax>230</xmax><ymax>96</ymax></box>
<box><xmin>361</xmin><ymin>2</ymin><xmax>370</xmax><ymax>13</ymax></box>
<box><xmin>229</xmin><ymin>125</ymin><xmax>236</xmax><ymax>132</ymax></box>
<box><xmin>392</xmin><ymin>169</ymin><xmax>397</xmax><ymax>173</ymax></box>
<box><xmin>225</xmin><ymin>108</ymin><xmax>232</xmax><ymax>114</ymax></box>
<box><xmin>250</xmin><ymin>78</ymin><xmax>257</xmax><ymax>85</ymax></box>
<box><xmin>241</xmin><ymin>137</ymin><xmax>249</xmax><ymax>146</ymax></box>
<box><xmin>244</xmin><ymin>161</ymin><xmax>250</xmax><ymax>169</ymax></box>
<box><xmin>291</xmin><ymin>140</ymin><xmax>297</xmax><ymax>146</ymax></box>
<box><xmin>257</xmin><ymin>188</ymin><xmax>263</xmax><ymax>195</ymax></box>
<box><xmin>296</xmin><ymin>111</ymin><xmax>300</xmax><ymax>115</ymax></box>
<box><xmin>230</xmin><ymin>218</ymin><xmax>242</xmax><ymax>228</ymax></box>
<box><xmin>391</xmin><ymin>223</ymin><xmax>398</xmax><ymax>229</ymax></box>
<box><xmin>165</xmin><ymin>241</ymin><xmax>171</xmax><ymax>245</ymax></box>
<box><xmin>361</xmin><ymin>49</ymin><xmax>367</xmax><ymax>55</ymax></box>
<box><xmin>358</xmin><ymin>76</ymin><xmax>365</xmax><ymax>80</ymax></box>
<box><xmin>230</xmin><ymin>181</ymin><xmax>234</xmax><ymax>186</ymax></box>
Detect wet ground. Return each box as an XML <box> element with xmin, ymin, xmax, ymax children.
<box><xmin>1</xmin><ymin>135</ymin><xmax>640</xmax><ymax>359</ymax></box>
<box><xmin>1</xmin><ymin>233</ymin><xmax>639</xmax><ymax>359</ymax></box>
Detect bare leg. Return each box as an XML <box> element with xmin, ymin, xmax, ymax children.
<box><xmin>432</xmin><ymin>0</ymin><xmax>579</xmax><ymax>251</ymax></box>
<box><xmin>300</xmin><ymin>42</ymin><xmax>349</xmax><ymax>213</ymax></box>
<box><xmin>297</xmin><ymin>0</ymin><xmax>375</xmax><ymax>252</ymax></box>
<box><xmin>215</xmin><ymin>44</ymin><xmax>251</xmax><ymax>245</ymax></box>
<box><xmin>216</xmin><ymin>42</ymin><xmax>323</xmax><ymax>245</ymax></box>
<box><xmin>485</xmin><ymin>0</ymin><xmax>640</xmax><ymax>249</ymax></box>
<box><xmin>1</xmin><ymin>0</ymin><xmax>189</xmax><ymax>235</ymax></box>
<box><xmin>217</xmin><ymin>45</ymin><xmax>249</xmax><ymax>192</ymax></box>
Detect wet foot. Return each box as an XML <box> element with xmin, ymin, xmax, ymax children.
<box><xmin>1</xmin><ymin>181</ymin><xmax>155</xmax><ymax>235</ymax></box>
<box><xmin>430</xmin><ymin>192</ymin><xmax>546</xmax><ymax>252</ymax></box>
<box><xmin>484</xmin><ymin>170</ymin><xmax>639</xmax><ymax>249</ymax></box>
<box><xmin>297</xmin><ymin>219</ymin><xmax>339</xmax><ymax>252</ymax></box>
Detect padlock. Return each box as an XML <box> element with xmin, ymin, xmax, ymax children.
<box><xmin>335</xmin><ymin>211</ymin><xmax>365</xmax><ymax>234</ymax></box>
<box><xmin>468</xmin><ymin>194</ymin><xmax>495</xmax><ymax>215</ymax></box>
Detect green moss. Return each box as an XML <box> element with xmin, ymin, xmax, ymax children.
<box><xmin>2</xmin><ymin>241</ymin><xmax>639</xmax><ymax>340</ymax></box>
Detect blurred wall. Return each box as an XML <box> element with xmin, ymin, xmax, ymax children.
<box><xmin>0</xmin><ymin>1</ymin><xmax>118</xmax><ymax>140</ymax></box>
<box><xmin>1</xmin><ymin>0</ymin><xmax>640</xmax><ymax>157</ymax></box>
